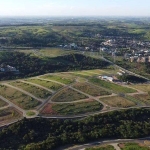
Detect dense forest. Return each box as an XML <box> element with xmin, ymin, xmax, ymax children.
<box><xmin>0</xmin><ymin>51</ymin><xmax>109</xmax><ymax>80</ymax></box>
<box><xmin>0</xmin><ymin>108</ymin><xmax>150</xmax><ymax>149</ymax></box>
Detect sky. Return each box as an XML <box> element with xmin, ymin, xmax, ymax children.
<box><xmin>0</xmin><ymin>0</ymin><xmax>150</xmax><ymax>17</ymax></box>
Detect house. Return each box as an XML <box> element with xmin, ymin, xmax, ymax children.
<box><xmin>99</xmin><ymin>76</ymin><xmax>114</xmax><ymax>82</ymax></box>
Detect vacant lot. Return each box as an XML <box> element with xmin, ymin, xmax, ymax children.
<box><xmin>131</xmin><ymin>94</ymin><xmax>150</xmax><ymax>105</ymax></box>
<box><xmin>73</xmin><ymin>82</ymin><xmax>111</xmax><ymax>96</ymax></box>
<box><xmin>26</xmin><ymin>79</ymin><xmax>63</xmax><ymax>91</ymax></box>
<box><xmin>0</xmin><ymin>99</ymin><xmax>8</xmax><ymax>108</ymax></box>
<box><xmin>40</xmin><ymin>74</ymin><xmax>74</xmax><ymax>84</ymax></box>
<box><xmin>100</xmin><ymin>96</ymin><xmax>136</xmax><ymax>108</ymax></box>
<box><xmin>41</xmin><ymin>99</ymin><xmax>103</xmax><ymax>116</ymax></box>
<box><xmin>0</xmin><ymin>107</ymin><xmax>22</xmax><ymax>126</ymax></box>
<box><xmin>90</xmin><ymin>78</ymin><xmax>136</xmax><ymax>93</ymax></box>
<box><xmin>86</xmin><ymin>145</ymin><xmax>115</xmax><ymax>150</ymax></box>
<box><xmin>0</xmin><ymin>85</ymin><xmax>41</xmax><ymax>110</ymax></box>
<box><xmin>130</xmin><ymin>84</ymin><xmax>150</xmax><ymax>92</ymax></box>
<box><xmin>9</xmin><ymin>81</ymin><xmax>52</xmax><ymax>99</ymax></box>
<box><xmin>51</xmin><ymin>87</ymin><xmax>88</xmax><ymax>102</ymax></box>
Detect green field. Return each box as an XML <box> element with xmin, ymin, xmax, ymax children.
<box><xmin>86</xmin><ymin>145</ymin><xmax>115</xmax><ymax>150</ymax></box>
<box><xmin>89</xmin><ymin>78</ymin><xmax>136</xmax><ymax>93</ymax></box>
<box><xmin>100</xmin><ymin>96</ymin><xmax>136</xmax><ymax>108</ymax></box>
<box><xmin>0</xmin><ymin>107</ymin><xmax>22</xmax><ymax>125</ymax></box>
<box><xmin>130</xmin><ymin>84</ymin><xmax>150</xmax><ymax>92</ymax></box>
<box><xmin>73</xmin><ymin>82</ymin><xmax>111</xmax><ymax>96</ymax></box>
<box><xmin>0</xmin><ymin>85</ymin><xmax>41</xmax><ymax>110</ymax></box>
<box><xmin>26</xmin><ymin>79</ymin><xmax>63</xmax><ymax>91</ymax></box>
<box><xmin>41</xmin><ymin>100</ymin><xmax>103</xmax><ymax>116</ymax></box>
<box><xmin>9</xmin><ymin>81</ymin><xmax>52</xmax><ymax>99</ymax></box>
<box><xmin>0</xmin><ymin>99</ymin><xmax>8</xmax><ymax>108</ymax></box>
<box><xmin>40</xmin><ymin>74</ymin><xmax>74</xmax><ymax>84</ymax></box>
<box><xmin>51</xmin><ymin>87</ymin><xmax>88</xmax><ymax>102</ymax></box>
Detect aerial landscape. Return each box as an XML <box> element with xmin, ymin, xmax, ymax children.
<box><xmin>0</xmin><ymin>0</ymin><xmax>150</xmax><ymax>150</ymax></box>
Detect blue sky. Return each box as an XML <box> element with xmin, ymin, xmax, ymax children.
<box><xmin>0</xmin><ymin>0</ymin><xmax>150</xmax><ymax>16</ymax></box>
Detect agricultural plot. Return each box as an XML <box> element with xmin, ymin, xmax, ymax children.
<box><xmin>100</xmin><ymin>96</ymin><xmax>136</xmax><ymax>108</ymax></box>
<box><xmin>51</xmin><ymin>87</ymin><xmax>88</xmax><ymax>102</ymax></box>
<box><xmin>70</xmin><ymin>72</ymin><xmax>90</xmax><ymax>78</ymax></box>
<box><xmin>0</xmin><ymin>85</ymin><xmax>41</xmax><ymax>110</ymax></box>
<box><xmin>26</xmin><ymin>79</ymin><xmax>63</xmax><ymax>91</ymax></box>
<box><xmin>40</xmin><ymin>74</ymin><xmax>74</xmax><ymax>84</ymax></box>
<box><xmin>130</xmin><ymin>84</ymin><xmax>150</xmax><ymax>92</ymax></box>
<box><xmin>0</xmin><ymin>107</ymin><xmax>22</xmax><ymax>126</ymax></box>
<box><xmin>131</xmin><ymin>94</ymin><xmax>150</xmax><ymax>105</ymax></box>
<box><xmin>9</xmin><ymin>81</ymin><xmax>52</xmax><ymax>99</ymax></box>
<box><xmin>73</xmin><ymin>82</ymin><xmax>111</xmax><ymax>96</ymax></box>
<box><xmin>40</xmin><ymin>99</ymin><xmax>103</xmax><ymax>116</ymax></box>
<box><xmin>89</xmin><ymin>78</ymin><xmax>136</xmax><ymax>93</ymax></box>
<box><xmin>0</xmin><ymin>99</ymin><xmax>8</xmax><ymax>108</ymax></box>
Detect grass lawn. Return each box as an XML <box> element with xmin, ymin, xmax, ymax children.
<box><xmin>0</xmin><ymin>85</ymin><xmax>41</xmax><ymax>110</ymax></box>
<box><xmin>130</xmin><ymin>84</ymin><xmax>150</xmax><ymax>92</ymax></box>
<box><xmin>70</xmin><ymin>72</ymin><xmax>91</xmax><ymax>78</ymax></box>
<box><xmin>119</xmin><ymin>143</ymin><xmax>150</xmax><ymax>150</ymax></box>
<box><xmin>73</xmin><ymin>82</ymin><xmax>111</xmax><ymax>96</ymax></box>
<box><xmin>0</xmin><ymin>107</ymin><xmax>22</xmax><ymax>125</ymax></box>
<box><xmin>9</xmin><ymin>81</ymin><xmax>52</xmax><ymax>99</ymax></box>
<box><xmin>0</xmin><ymin>99</ymin><xmax>8</xmax><ymax>108</ymax></box>
<box><xmin>89</xmin><ymin>78</ymin><xmax>136</xmax><ymax>94</ymax></box>
<box><xmin>85</xmin><ymin>145</ymin><xmax>115</xmax><ymax>150</ymax></box>
<box><xmin>26</xmin><ymin>111</ymin><xmax>36</xmax><ymax>116</ymax></box>
<box><xmin>51</xmin><ymin>87</ymin><xmax>88</xmax><ymax>102</ymax></box>
<box><xmin>131</xmin><ymin>94</ymin><xmax>150</xmax><ymax>105</ymax></box>
<box><xmin>40</xmin><ymin>74</ymin><xmax>74</xmax><ymax>84</ymax></box>
<box><xmin>26</xmin><ymin>78</ymin><xmax>63</xmax><ymax>91</ymax></box>
<box><xmin>100</xmin><ymin>96</ymin><xmax>136</xmax><ymax>108</ymax></box>
<box><xmin>40</xmin><ymin>99</ymin><xmax>103</xmax><ymax>116</ymax></box>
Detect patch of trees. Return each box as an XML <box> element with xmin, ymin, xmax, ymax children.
<box><xmin>0</xmin><ymin>52</ymin><xmax>109</xmax><ymax>81</ymax></box>
<box><xmin>0</xmin><ymin>108</ymin><xmax>150</xmax><ymax>149</ymax></box>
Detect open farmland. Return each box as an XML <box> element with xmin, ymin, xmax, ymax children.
<box><xmin>40</xmin><ymin>99</ymin><xmax>103</xmax><ymax>116</ymax></box>
<box><xmin>0</xmin><ymin>99</ymin><xmax>8</xmax><ymax>108</ymax></box>
<box><xmin>100</xmin><ymin>96</ymin><xmax>136</xmax><ymax>108</ymax></box>
<box><xmin>73</xmin><ymin>82</ymin><xmax>111</xmax><ymax>96</ymax></box>
<box><xmin>129</xmin><ymin>84</ymin><xmax>150</xmax><ymax>92</ymax></box>
<box><xmin>51</xmin><ymin>87</ymin><xmax>88</xmax><ymax>102</ymax></box>
<box><xmin>131</xmin><ymin>94</ymin><xmax>150</xmax><ymax>105</ymax></box>
<box><xmin>9</xmin><ymin>81</ymin><xmax>52</xmax><ymax>99</ymax></box>
<box><xmin>89</xmin><ymin>78</ymin><xmax>137</xmax><ymax>93</ymax></box>
<box><xmin>0</xmin><ymin>85</ymin><xmax>41</xmax><ymax>109</ymax></box>
<box><xmin>40</xmin><ymin>74</ymin><xmax>74</xmax><ymax>84</ymax></box>
<box><xmin>26</xmin><ymin>78</ymin><xmax>63</xmax><ymax>91</ymax></box>
<box><xmin>0</xmin><ymin>107</ymin><xmax>22</xmax><ymax>126</ymax></box>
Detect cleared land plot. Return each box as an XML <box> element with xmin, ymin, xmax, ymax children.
<box><xmin>130</xmin><ymin>84</ymin><xmax>150</xmax><ymax>92</ymax></box>
<box><xmin>51</xmin><ymin>87</ymin><xmax>88</xmax><ymax>102</ymax></box>
<box><xmin>100</xmin><ymin>96</ymin><xmax>136</xmax><ymax>108</ymax></box>
<box><xmin>131</xmin><ymin>94</ymin><xmax>150</xmax><ymax>105</ymax></box>
<box><xmin>41</xmin><ymin>99</ymin><xmax>103</xmax><ymax>116</ymax></box>
<box><xmin>90</xmin><ymin>78</ymin><xmax>136</xmax><ymax>93</ymax></box>
<box><xmin>70</xmin><ymin>72</ymin><xmax>90</xmax><ymax>78</ymax></box>
<box><xmin>9</xmin><ymin>81</ymin><xmax>52</xmax><ymax>99</ymax></box>
<box><xmin>26</xmin><ymin>79</ymin><xmax>63</xmax><ymax>91</ymax></box>
<box><xmin>0</xmin><ymin>85</ymin><xmax>41</xmax><ymax>110</ymax></box>
<box><xmin>85</xmin><ymin>145</ymin><xmax>115</xmax><ymax>150</ymax></box>
<box><xmin>0</xmin><ymin>107</ymin><xmax>22</xmax><ymax>125</ymax></box>
<box><xmin>73</xmin><ymin>82</ymin><xmax>111</xmax><ymax>96</ymax></box>
<box><xmin>40</xmin><ymin>74</ymin><xmax>74</xmax><ymax>84</ymax></box>
<box><xmin>0</xmin><ymin>99</ymin><xmax>8</xmax><ymax>108</ymax></box>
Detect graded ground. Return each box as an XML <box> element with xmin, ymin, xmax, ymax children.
<box><xmin>40</xmin><ymin>99</ymin><xmax>103</xmax><ymax>116</ymax></box>
<box><xmin>0</xmin><ymin>99</ymin><xmax>8</xmax><ymax>108</ymax></box>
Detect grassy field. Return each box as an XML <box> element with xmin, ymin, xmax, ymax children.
<box><xmin>130</xmin><ymin>84</ymin><xmax>150</xmax><ymax>92</ymax></box>
<box><xmin>0</xmin><ymin>107</ymin><xmax>22</xmax><ymax>125</ymax></box>
<box><xmin>40</xmin><ymin>74</ymin><xmax>75</xmax><ymax>84</ymax></box>
<box><xmin>0</xmin><ymin>85</ymin><xmax>41</xmax><ymax>110</ymax></box>
<box><xmin>100</xmin><ymin>96</ymin><xmax>136</xmax><ymax>108</ymax></box>
<box><xmin>26</xmin><ymin>79</ymin><xmax>63</xmax><ymax>91</ymax></box>
<box><xmin>73</xmin><ymin>82</ymin><xmax>111</xmax><ymax>96</ymax></box>
<box><xmin>119</xmin><ymin>143</ymin><xmax>150</xmax><ymax>150</ymax></box>
<box><xmin>0</xmin><ymin>99</ymin><xmax>8</xmax><ymax>108</ymax></box>
<box><xmin>89</xmin><ymin>78</ymin><xmax>137</xmax><ymax>93</ymax></box>
<box><xmin>51</xmin><ymin>87</ymin><xmax>88</xmax><ymax>102</ymax></box>
<box><xmin>85</xmin><ymin>145</ymin><xmax>115</xmax><ymax>150</ymax></box>
<box><xmin>40</xmin><ymin>99</ymin><xmax>103</xmax><ymax>116</ymax></box>
<box><xmin>131</xmin><ymin>94</ymin><xmax>150</xmax><ymax>105</ymax></box>
<box><xmin>9</xmin><ymin>81</ymin><xmax>52</xmax><ymax>99</ymax></box>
